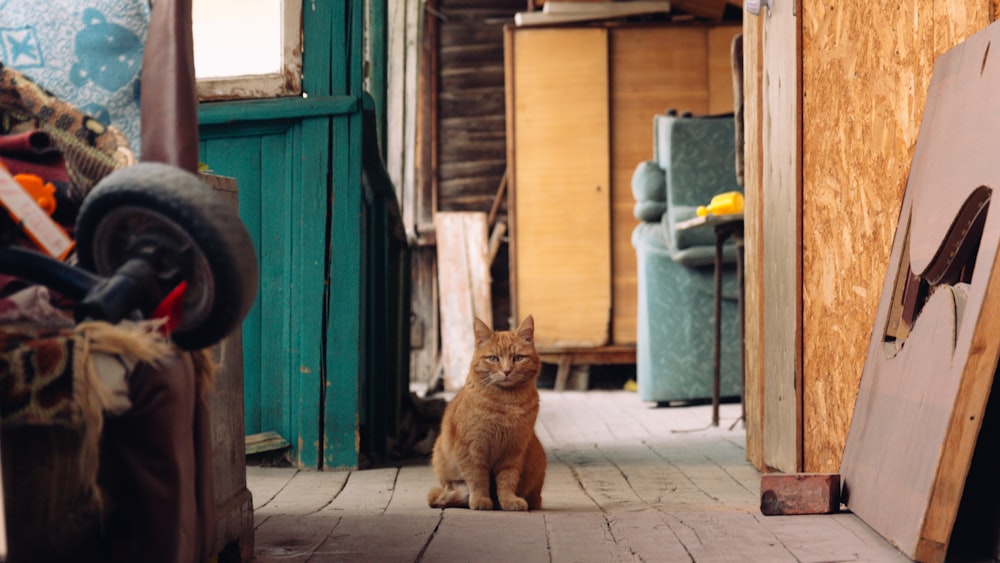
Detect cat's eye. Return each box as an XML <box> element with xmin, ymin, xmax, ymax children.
<box><xmin>487</xmin><ymin>355</ymin><xmax>500</xmax><ymax>362</ymax></box>
<box><xmin>513</xmin><ymin>355</ymin><xmax>526</xmax><ymax>362</ymax></box>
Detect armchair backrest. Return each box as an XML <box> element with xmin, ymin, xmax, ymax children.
<box><xmin>654</xmin><ymin>113</ymin><xmax>741</xmax><ymax>210</ymax></box>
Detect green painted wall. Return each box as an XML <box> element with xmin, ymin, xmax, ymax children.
<box><xmin>197</xmin><ymin>2</ymin><xmax>405</xmax><ymax>469</ymax></box>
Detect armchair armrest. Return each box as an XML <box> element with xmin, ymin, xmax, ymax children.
<box><xmin>631</xmin><ymin>160</ymin><xmax>667</xmax><ymax>222</ymax></box>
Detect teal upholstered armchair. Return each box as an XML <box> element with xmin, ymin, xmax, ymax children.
<box><xmin>631</xmin><ymin>112</ymin><xmax>743</xmax><ymax>404</ymax></box>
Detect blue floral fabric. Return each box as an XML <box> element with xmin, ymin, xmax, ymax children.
<box><xmin>0</xmin><ymin>0</ymin><xmax>149</xmax><ymax>151</ymax></box>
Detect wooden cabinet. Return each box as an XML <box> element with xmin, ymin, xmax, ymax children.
<box><xmin>505</xmin><ymin>23</ymin><xmax>740</xmax><ymax>348</ymax></box>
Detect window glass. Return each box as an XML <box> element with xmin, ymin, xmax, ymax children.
<box><xmin>193</xmin><ymin>0</ymin><xmax>282</xmax><ymax>78</ymax></box>
<box><xmin>192</xmin><ymin>0</ymin><xmax>300</xmax><ymax>99</ymax></box>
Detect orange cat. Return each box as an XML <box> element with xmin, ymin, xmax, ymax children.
<box><xmin>427</xmin><ymin>315</ymin><xmax>546</xmax><ymax>511</ymax></box>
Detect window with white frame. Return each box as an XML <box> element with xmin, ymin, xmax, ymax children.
<box><xmin>192</xmin><ymin>0</ymin><xmax>302</xmax><ymax>100</ymax></box>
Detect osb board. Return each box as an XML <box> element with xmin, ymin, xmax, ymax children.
<box><xmin>507</xmin><ymin>27</ymin><xmax>612</xmax><ymax>347</ymax></box>
<box><xmin>707</xmin><ymin>26</ymin><xmax>742</xmax><ymax>115</ymax></box>
<box><xmin>840</xmin><ymin>23</ymin><xmax>1000</xmax><ymax>562</ymax></box>
<box><xmin>742</xmin><ymin>16</ymin><xmax>764</xmax><ymax>470</ymax></box>
<box><xmin>761</xmin><ymin>0</ymin><xmax>801</xmax><ymax>473</ymax></box>
<box><xmin>608</xmin><ymin>25</ymin><xmax>710</xmax><ymax>345</ymax></box>
<box><xmin>435</xmin><ymin>212</ymin><xmax>493</xmax><ymax>391</ymax></box>
<box><xmin>800</xmin><ymin>1</ymin><xmax>994</xmax><ymax>473</ymax></box>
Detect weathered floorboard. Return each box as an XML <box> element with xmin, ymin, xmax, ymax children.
<box><xmin>254</xmin><ymin>469</ymin><xmax>348</xmax><ymax>517</ymax></box>
<box><xmin>246</xmin><ymin>391</ymin><xmax>909</xmax><ymax>562</ymax></box>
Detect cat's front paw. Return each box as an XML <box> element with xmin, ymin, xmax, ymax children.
<box><xmin>469</xmin><ymin>495</ymin><xmax>494</xmax><ymax>511</ymax></box>
<box><xmin>499</xmin><ymin>496</ymin><xmax>529</xmax><ymax>511</ymax></box>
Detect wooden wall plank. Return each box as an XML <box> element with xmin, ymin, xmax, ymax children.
<box><xmin>387</xmin><ymin>0</ymin><xmax>420</xmax><ymax>216</ymax></box>
<box><xmin>509</xmin><ymin>27</ymin><xmax>613</xmax><ymax>347</ymax></box>
<box><xmin>324</xmin><ymin>113</ymin><xmax>363</xmax><ymax>470</ymax></box>
<box><xmin>435</xmin><ymin>1</ymin><xmax>523</xmax><ymax>212</ymax></box>
<box><xmin>742</xmin><ymin>15</ymin><xmax>765</xmax><ymax>470</ymax></box>
<box><xmin>761</xmin><ymin>0</ymin><xmax>802</xmax><ymax>473</ymax></box>
<box><xmin>435</xmin><ymin>212</ymin><xmax>492</xmax><ymax>391</ymax></box>
<box><xmin>609</xmin><ymin>25</ymin><xmax>710</xmax><ymax>346</ymax></box>
<box><xmin>409</xmin><ymin>247</ymin><xmax>439</xmax><ymax>385</ymax></box>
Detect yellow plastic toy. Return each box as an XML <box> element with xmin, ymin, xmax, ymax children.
<box><xmin>696</xmin><ymin>191</ymin><xmax>744</xmax><ymax>217</ymax></box>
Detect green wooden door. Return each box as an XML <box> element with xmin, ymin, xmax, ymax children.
<box><xmin>196</xmin><ymin>2</ymin><xmax>371</xmax><ymax>469</ymax></box>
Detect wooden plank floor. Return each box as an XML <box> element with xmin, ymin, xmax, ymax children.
<box><xmin>246</xmin><ymin>391</ymin><xmax>908</xmax><ymax>562</ymax></box>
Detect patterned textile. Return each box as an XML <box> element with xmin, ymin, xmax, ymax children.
<box><xmin>0</xmin><ymin>324</ymin><xmax>78</xmax><ymax>428</ymax></box>
<box><xmin>0</xmin><ymin>1</ymin><xmax>149</xmax><ymax>152</ymax></box>
<box><xmin>633</xmin><ymin>223</ymin><xmax>742</xmax><ymax>403</ymax></box>
<box><xmin>0</xmin><ymin>320</ymin><xmax>215</xmax><ymax>429</ymax></box>
<box><xmin>0</xmin><ymin>319</ymin><xmax>184</xmax><ymax>523</ymax></box>
<box><xmin>0</xmin><ymin>63</ymin><xmax>133</xmax><ymax>201</ymax></box>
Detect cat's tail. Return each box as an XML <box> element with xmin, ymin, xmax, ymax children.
<box><xmin>427</xmin><ymin>485</ymin><xmax>469</xmax><ymax>509</ymax></box>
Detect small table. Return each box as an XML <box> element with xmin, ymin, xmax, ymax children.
<box><xmin>674</xmin><ymin>213</ymin><xmax>745</xmax><ymax>427</ymax></box>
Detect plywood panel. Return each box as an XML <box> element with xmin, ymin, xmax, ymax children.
<box><xmin>509</xmin><ymin>27</ymin><xmax>612</xmax><ymax>347</ymax></box>
<box><xmin>800</xmin><ymin>1</ymin><xmax>993</xmax><ymax>474</ymax></box>
<box><xmin>840</xmin><ymin>24</ymin><xmax>1000</xmax><ymax>560</ymax></box>
<box><xmin>742</xmin><ymin>16</ymin><xmax>765</xmax><ymax>470</ymax></box>
<box><xmin>761</xmin><ymin>0</ymin><xmax>801</xmax><ymax>473</ymax></box>
<box><xmin>608</xmin><ymin>25</ymin><xmax>710</xmax><ymax>345</ymax></box>
<box><xmin>708</xmin><ymin>25</ymin><xmax>742</xmax><ymax>115</ymax></box>
<box><xmin>800</xmin><ymin>1</ymin><xmax>928</xmax><ymax>474</ymax></box>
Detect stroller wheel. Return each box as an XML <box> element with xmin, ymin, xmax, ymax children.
<box><xmin>75</xmin><ymin>162</ymin><xmax>259</xmax><ymax>350</ymax></box>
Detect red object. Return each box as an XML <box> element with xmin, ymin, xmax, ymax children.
<box><xmin>760</xmin><ymin>473</ymin><xmax>841</xmax><ymax>515</ymax></box>
<box><xmin>152</xmin><ymin>280</ymin><xmax>187</xmax><ymax>334</ymax></box>
<box><xmin>0</xmin><ymin>131</ymin><xmax>70</xmax><ymax>184</ymax></box>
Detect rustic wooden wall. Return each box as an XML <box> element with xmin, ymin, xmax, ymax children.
<box><xmin>436</xmin><ymin>0</ymin><xmax>523</xmax><ymax>212</ymax></box>
<box><xmin>410</xmin><ymin>0</ymin><xmax>523</xmax><ymax>385</ymax></box>
<box><xmin>799</xmin><ymin>0</ymin><xmax>999</xmax><ymax>473</ymax></box>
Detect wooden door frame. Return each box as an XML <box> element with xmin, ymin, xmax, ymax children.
<box><xmin>744</xmin><ymin>1</ymin><xmax>803</xmax><ymax>473</ymax></box>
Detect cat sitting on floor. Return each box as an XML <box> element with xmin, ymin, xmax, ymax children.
<box><xmin>427</xmin><ymin>315</ymin><xmax>547</xmax><ymax>511</ymax></box>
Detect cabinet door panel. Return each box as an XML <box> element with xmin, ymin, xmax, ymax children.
<box><xmin>509</xmin><ymin>27</ymin><xmax>611</xmax><ymax>347</ymax></box>
<box><xmin>609</xmin><ymin>26</ymin><xmax>712</xmax><ymax>345</ymax></box>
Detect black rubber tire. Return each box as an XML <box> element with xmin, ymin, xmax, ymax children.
<box><xmin>75</xmin><ymin>162</ymin><xmax>259</xmax><ymax>350</ymax></box>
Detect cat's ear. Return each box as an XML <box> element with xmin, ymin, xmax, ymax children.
<box><xmin>473</xmin><ymin>317</ymin><xmax>493</xmax><ymax>347</ymax></box>
<box><xmin>516</xmin><ymin>315</ymin><xmax>534</xmax><ymax>344</ymax></box>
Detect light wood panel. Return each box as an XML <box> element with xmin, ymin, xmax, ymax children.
<box><xmin>435</xmin><ymin>212</ymin><xmax>492</xmax><ymax>390</ymax></box>
<box><xmin>761</xmin><ymin>0</ymin><xmax>802</xmax><ymax>473</ymax></box>
<box><xmin>508</xmin><ymin>27</ymin><xmax>612</xmax><ymax>347</ymax></box>
<box><xmin>608</xmin><ymin>25</ymin><xmax>710</xmax><ymax>345</ymax></box>
<box><xmin>743</xmin><ymin>16</ymin><xmax>765</xmax><ymax>470</ymax></box>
